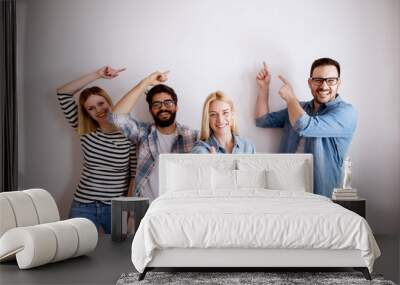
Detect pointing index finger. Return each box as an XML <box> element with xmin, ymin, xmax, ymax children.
<box><xmin>262</xmin><ymin>61</ymin><xmax>268</xmax><ymax>70</ymax></box>
<box><xmin>278</xmin><ymin>75</ymin><xmax>289</xmax><ymax>85</ymax></box>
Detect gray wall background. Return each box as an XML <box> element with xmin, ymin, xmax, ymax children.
<box><xmin>16</xmin><ymin>0</ymin><xmax>400</xmax><ymax>235</ymax></box>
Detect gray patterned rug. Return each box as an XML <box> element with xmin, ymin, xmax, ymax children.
<box><xmin>116</xmin><ymin>271</ymin><xmax>396</xmax><ymax>285</ymax></box>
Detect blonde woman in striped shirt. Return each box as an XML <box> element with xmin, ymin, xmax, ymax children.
<box><xmin>57</xmin><ymin>66</ymin><xmax>137</xmax><ymax>234</ymax></box>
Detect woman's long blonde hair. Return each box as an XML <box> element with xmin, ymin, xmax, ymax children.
<box><xmin>77</xmin><ymin>86</ymin><xmax>118</xmax><ymax>135</ymax></box>
<box><xmin>200</xmin><ymin>91</ymin><xmax>238</xmax><ymax>141</ymax></box>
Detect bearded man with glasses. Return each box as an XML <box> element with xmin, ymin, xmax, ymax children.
<box><xmin>108</xmin><ymin>71</ymin><xmax>198</xmax><ymax>201</ymax></box>
<box><xmin>254</xmin><ymin>58</ymin><xmax>357</xmax><ymax>198</ymax></box>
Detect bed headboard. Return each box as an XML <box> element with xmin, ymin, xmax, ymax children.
<box><xmin>159</xmin><ymin>154</ymin><xmax>313</xmax><ymax>195</ymax></box>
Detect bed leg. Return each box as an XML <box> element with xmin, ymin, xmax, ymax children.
<box><xmin>354</xmin><ymin>267</ymin><xmax>371</xmax><ymax>280</ymax></box>
<box><xmin>138</xmin><ymin>268</ymin><xmax>148</xmax><ymax>281</ymax></box>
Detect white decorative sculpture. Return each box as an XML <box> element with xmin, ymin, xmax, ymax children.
<box><xmin>341</xmin><ymin>156</ymin><xmax>353</xmax><ymax>189</ymax></box>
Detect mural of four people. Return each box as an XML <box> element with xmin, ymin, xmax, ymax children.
<box><xmin>57</xmin><ymin>58</ymin><xmax>357</xmax><ymax>233</ymax></box>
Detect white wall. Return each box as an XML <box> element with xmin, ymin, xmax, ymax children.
<box><xmin>17</xmin><ymin>0</ymin><xmax>400</xmax><ymax>234</ymax></box>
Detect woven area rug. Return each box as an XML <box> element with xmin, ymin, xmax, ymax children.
<box><xmin>116</xmin><ymin>271</ymin><xmax>396</xmax><ymax>285</ymax></box>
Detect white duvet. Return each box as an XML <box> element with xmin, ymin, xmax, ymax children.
<box><xmin>131</xmin><ymin>190</ymin><xmax>380</xmax><ymax>273</ymax></box>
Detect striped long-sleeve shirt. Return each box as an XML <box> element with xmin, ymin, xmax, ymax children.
<box><xmin>57</xmin><ymin>93</ymin><xmax>137</xmax><ymax>204</ymax></box>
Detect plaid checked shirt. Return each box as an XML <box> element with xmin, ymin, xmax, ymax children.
<box><xmin>108</xmin><ymin>112</ymin><xmax>198</xmax><ymax>196</ymax></box>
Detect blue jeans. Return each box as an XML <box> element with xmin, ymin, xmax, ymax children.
<box><xmin>69</xmin><ymin>200</ymin><xmax>111</xmax><ymax>234</ymax></box>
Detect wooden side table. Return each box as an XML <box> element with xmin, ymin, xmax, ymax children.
<box><xmin>111</xmin><ymin>197</ymin><xmax>149</xmax><ymax>242</ymax></box>
<box><xmin>332</xmin><ymin>198</ymin><xmax>366</xmax><ymax>218</ymax></box>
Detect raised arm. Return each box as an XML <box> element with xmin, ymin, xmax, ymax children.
<box><xmin>112</xmin><ymin>71</ymin><xmax>169</xmax><ymax>114</ymax></box>
<box><xmin>277</xmin><ymin>75</ymin><xmax>305</xmax><ymax>127</ymax></box>
<box><xmin>56</xmin><ymin>66</ymin><xmax>125</xmax><ymax>95</ymax></box>
<box><xmin>255</xmin><ymin>62</ymin><xmax>271</xmax><ymax>119</ymax></box>
<box><xmin>56</xmin><ymin>66</ymin><xmax>125</xmax><ymax>129</ymax></box>
<box><xmin>254</xmin><ymin>63</ymin><xmax>288</xmax><ymax>129</ymax></box>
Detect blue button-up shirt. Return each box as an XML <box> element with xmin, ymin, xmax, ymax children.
<box><xmin>191</xmin><ymin>134</ymin><xmax>256</xmax><ymax>154</ymax></box>
<box><xmin>255</xmin><ymin>95</ymin><xmax>357</xmax><ymax>197</ymax></box>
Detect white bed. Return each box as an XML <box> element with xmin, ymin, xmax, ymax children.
<box><xmin>131</xmin><ymin>154</ymin><xmax>380</xmax><ymax>280</ymax></box>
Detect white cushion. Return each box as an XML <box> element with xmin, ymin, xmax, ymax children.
<box><xmin>236</xmin><ymin>169</ymin><xmax>267</xmax><ymax>188</ymax></box>
<box><xmin>0</xmin><ymin>189</ymin><xmax>60</xmax><ymax>238</ymax></box>
<box><xmin>23</xmin><ymin>189</ymin><xmax>60</xmax><ymax>223</ymax></box>
<box><xmin>0</xmin><ymin>192</ymin><xmax>39</xmax><ymax>227</ymax></box>
<box><xmin>266</xmin><ymin>168</ymin><xmax>307</xmax><ymax>191</ymax></box>
<box><xmin>166</xmin><ymin>162</ymin><xmax>212</xmax><ymax>191</ymax></box>
<box><xmin>0</xmin><ymin>196</ymin><xmax>17</xmax><ymax>237</ymax></box>
<box><xmin>0</xmin><ymin>218</ymin><xmax>97</xmax><ymax>269</ymax></box>
<box><xmin>213</xmin><ymin>168</ymin><xmax>236</xmax><ymax>190</ymax></box>
<box><xmin>0</xmin><ymin>226</ymin><xmax>57</xmax><ymax>269</ymax></box>
<box><xmin>42</xmin><ymin>221</ymin><xmax>79</xmax><ymax>262</ymax></box>
<box><xmin>66</xmin><ymin>218</ymin><xmax>98</xmax><ymax>257</ymax></box>
<box><xmin>238</xmin><ymin>159</ymin><xmax>310</xmax><ymax>192</ymax></box>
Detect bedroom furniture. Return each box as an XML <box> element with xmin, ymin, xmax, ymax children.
<box><xmin>0</xmin><ymin>189</ymin><xmax>98</xmax><ymax>269</ymax></box>
<box><xmin>1</xmin><ymin>234</ymin><xmax>395</xmax><ymax>285</ymax></box>
<box><xmin>111</xmin><ymin>197</ymin><xmax>149</xmax><ymax>241</ymax></box>
<box><xmin>131</xmin><ymin>154</ymin><xmax>380</xmax><ymax>281</ymax></box>
<box><xmin>0</xmin><ymin>235</ymin><xmax>133</xmax><ymax>285</ymax></box>
<box><xmin>332</xmin><ymin>198</ymin><xmax>366</xmax><ymax>218</ymax></box>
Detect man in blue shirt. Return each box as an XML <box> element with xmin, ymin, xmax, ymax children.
<box><xmin>255</xmin><ymin>58</ymin><xmax>357</xmax><ymax>197</ymax></box>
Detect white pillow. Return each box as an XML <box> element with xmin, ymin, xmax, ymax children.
<box><xmin>212</xmin><ymin>168</ymin><xmax>236</xmax><ymax>190</ymax></box>
<box><xmin>266</xmin><ymin>168</ymin><xmax>307</xmax><ymax>191</ymax></box>
<box><xmin>237</xmin><ymin>159</ymin><xmax>310</xmax><ymax>192</ymax></box>
<box><xmin>212</xmin><ymin>168</ymin><xmax>268</xmax><ymax>190</ymax></box>
<box><xmin>166</xmin><ymin>162</ymin><xmax>212</xmax><ymax>191</ymax></box>
<box><xmin>236</xmin><ymin>169</ymin><xmax>267</xmax><ymax>189</ymax></box>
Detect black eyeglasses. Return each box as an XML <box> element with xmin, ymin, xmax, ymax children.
<box><xmin>310</xmin><ymin>77</ymin><xmax>339</xmax><ymax>86</ymax></box>
<box><xmin>151</xmin><ymin>99</ymin><xmax>175</xmax><ymax>109</ymax></box>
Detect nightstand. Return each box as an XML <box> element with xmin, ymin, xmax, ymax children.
<box><xmin>111</xmin><ymin>197</ymin><xmax>150</xmax><ymax>241</ymax></box>
<box><xmin>332</xmin><ymin>198</ymin><xmax>366</xmax><ymax>218</ymax></box>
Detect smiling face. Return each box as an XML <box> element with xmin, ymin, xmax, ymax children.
<box><xmin>83</xmin><ymin>94</ymin><xmax>111</xmax><ymax>124</ymax></box>
<box><xmin>150</xmin><ymin>92</ymin><xmax>178</xmax><ymax>127</ymax></box>
<box><xmin>308</xmin><ymin>65</ymin><xmax>341</xmax><ymax>106</ymax></box>
<box><xmin>208</xmin><ymin>100</ymin><xmax>233</xmax><ymax>136</ymax></box>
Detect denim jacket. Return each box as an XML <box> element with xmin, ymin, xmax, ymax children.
<box><xmin>191</xmin><ymin>134</ymin><xmax>256</xmax><ymax>154</ymax></box>
<box><xmin>255</xmin><ymin>95</ymin><xmax>357</xmax><ymax>197</ymax></box>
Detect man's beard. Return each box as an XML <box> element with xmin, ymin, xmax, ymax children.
<box><xmin>314</xmin><ymin>90</ymin><xmax>337</xmax><ymax>105</ymax></box>
<box><xmin>152</xmin><ymin>110</ymin><xmax>176</xmax><ymax>128</ymax></box>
